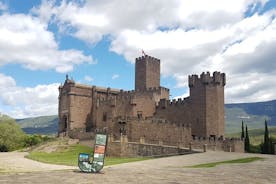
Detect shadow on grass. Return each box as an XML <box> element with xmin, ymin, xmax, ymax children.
<box><xmin>186</xmin><ymin>157</ymin><xmax>265</xmax><ymax>168</ymax></box>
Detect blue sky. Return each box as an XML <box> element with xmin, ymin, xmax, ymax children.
<box><xmin>0</xmin><ymin>0</ymin><xmax>275</xmax><ymax>118</ymax></box>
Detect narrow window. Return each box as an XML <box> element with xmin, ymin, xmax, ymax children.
<box><xmin>137</xmin><ymin>111</ymin><xmax>143</xmax><ymax>119</ymax></box>
<box><xmin>103</xmin><ymin>112</ymin><xmax>107</xmax><ymax>121</ymax></box>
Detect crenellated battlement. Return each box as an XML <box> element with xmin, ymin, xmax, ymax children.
<box><xmin>188</xmin><ymin>71</ymin><xmax>226</xmax><ymax>87</ymax></box>
<box><xmin>115</xmin><ymin>86</ymin><xmax>169</xmax><ymax>100</ymax></box>
<box><xmin>157</xmin><ymin>97</ymin><xmax>190</xmax><ymax>109</ymax></box>
<box><xmin>135</xmin><ymin>55</ymin><xmax>160</xmax><ymax>63</ymax></box>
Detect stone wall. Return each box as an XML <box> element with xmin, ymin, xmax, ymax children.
<box><xmin>191</xmin><ymin>137</ymin><xmax>244</xmax><ymax>152</ymax></box>
<box><xmin>155</xmin><ymin>98</ymin><xmax>192</xmax><ymax>125</ymax></box>
<box><xmin>107</xmin><ymin>139</ymin><xmax>192</xmax><ymax>157</ymax></box>
<box><xmin>106</xmin><ymin>135</ymin><xmax>243</xmax><ymax>157</ymax></box>
<box><xmin>110</xmin><ymin>118</ymin><xmax>192</xmax><ymax>147</ymax></box>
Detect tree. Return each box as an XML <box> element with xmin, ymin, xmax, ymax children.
<box><xmin>262</xmin><ymin>120</ymin><xmax>272</xmax><ymax>154</ymax></box>
<box><xmin>244</xmin><ymin>125</ymin><xmax>250</xmax><ymax>152</ymax></box>
<box><xmin>241</xmin><ymin>120</ymin><xmax>245</xmax><ymax>140</ymax></box>
<box><xmin>0</xmin><ymin>119</ymin><xmax>27</xmax><ymax>151</ymax></box>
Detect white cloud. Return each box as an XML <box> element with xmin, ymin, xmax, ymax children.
<box><xmin>225</xmin><ymin>72</ymin><xmax>276</xmax><ymax>103</ymax></box>
<box><xmin>31</xmin><ymin>0</ymin><xmax>276</xmax><ymax>103</ymax></box>
<box><xmin>0</xmin><ymin>1</ymin><xmax>7</xmax><ymax>11</ymax></box>
<box><xmin>0</xmin><ymin>73</ymin><xmax>59</xmax><ymax>118</ymax></box>
<box><xmin>84</xmin><ymin>75</ymin><xmax>93</xmax><ymax>82</ymax></box>
<box><xmin>111</xmin><ymin>74</ymin><xmax>119</xmax><ymax>80</ymax></box>
<box><xmin>0</xmin><ymin>13</ymin><xmax>93</xmax><ymax>73</ymax></box>
<box><xmin>109</xmin><ymin>10</ymin><xmax>276</xmax><ymax>103</ymax></box>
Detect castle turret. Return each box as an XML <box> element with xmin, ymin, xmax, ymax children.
<box><xmin>189</xmin><ymin>71</ymin><xmax>226</xmax><ymax>138</ymax></box>
<box><xmin>135</xmin><ymin>55</ymin><xmax>160</xmax><ymax>91</ymax></box>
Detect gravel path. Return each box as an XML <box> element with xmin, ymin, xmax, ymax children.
<box><xmin>0</xmin><ymin>151</ymin><xmax>275</xmax><ymax>184</ymax></box>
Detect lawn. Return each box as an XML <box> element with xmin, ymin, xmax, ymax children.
<box><xmin>26</xmin><ymin>144</ymin><xmax>151</xmax><ymax>166</ymax></box>
<box><xmin>187</xmin><ymin>157</ymin><xmax>264</xmax><ymax>168</ymax></box>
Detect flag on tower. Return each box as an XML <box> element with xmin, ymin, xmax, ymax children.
<box><xmin>142</xmin><ymin>50</ymin><xmax>146</xmax><ymax>56</ymax></box>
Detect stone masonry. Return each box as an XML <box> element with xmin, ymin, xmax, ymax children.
<box><xmin>58</xmin><ymin>54</ymin><xmax>243</xmax><ymax>155</ymax></box>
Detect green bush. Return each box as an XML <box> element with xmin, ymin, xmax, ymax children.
<box><xmin>249</xmin><ymin>144</ymin><xmax>262</xmax><ymax>153</ymax></box>
<box><xmin>0</xmin><ymin>119</ymin><xmax>27</xmax><ymax>151</ymax></box>
<box><xmin>0</xmin><ymin>119</ymin><xmax>54</xmax><ymax>152</ymax></box>
<box><xmin>24</xmin><ymin>134</ymin><xmax>54</xmax><ymax>147</ymax></box>
<box><xmin>0</xmin><ymin>144</ymin><xmax>8</xmax><ymax>152</ymax></box>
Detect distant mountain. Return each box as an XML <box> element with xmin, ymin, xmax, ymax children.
<box><xmin>225</xmin><ymin>100</ymin><xmax>276</xmax><ymax>134</ymax></box>
<box><xmin>16</xmin><ymin>115</ymin><xmax>58</xmax><ymax>135</ymax></box>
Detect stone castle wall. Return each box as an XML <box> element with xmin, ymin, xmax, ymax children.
<box><xmin>58</xmin><ymin>55</ymin><xmax>239</xmax><ymax>155</ymax></box>
<box><xmin>155</xmin><ymin>98</ymin><xmax>192</xmax><ymax>126</ymax></box>
<box><xmin>106</xmin><ymin>135</ymin><xmax>243</xmax><ymax>157</ymax></box>
<box><xmin>111</xmin><ymin>118</ymin><xmax>192</xmax><ymax>147</ymax></box>
<box><xmin>191</xmin><ymin>137</ymin><xmax>244</xmax><ymax>153</ymax></box>
<box><xmin>107</xmin><ymin>140</ymin><xmax>192</xmax><ymax>157</ymax></box>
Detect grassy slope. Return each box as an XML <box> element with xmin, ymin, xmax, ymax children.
<box><xmin>27</xmin><ymin>143</ymin><xmax>151</xmax><ymax>166</ymax></box>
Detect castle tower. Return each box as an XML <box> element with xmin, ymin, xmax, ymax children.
<box><xmin>135</xmin><ymin>55</ymin><xmax>160</xmax><ymax>91</ymax></box>
<box><xmin>188</xmin><ymin>71</ymin><xmax>226</xmax><ymax>138</ymax></box>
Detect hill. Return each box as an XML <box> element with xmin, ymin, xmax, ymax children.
<box><xmin>16</xmin><ymin>115</ymin><xmax>58</xmax><ymax>135</ymax></box>
<box><xmin>226</xmin><ymin>127</ymin><xmax>276</xmax><ymax>145</ymax></box>
<box><xmin>225</xmin><ymin>100</ymin><xmax>276</xmax><ymax>134</ymax></box>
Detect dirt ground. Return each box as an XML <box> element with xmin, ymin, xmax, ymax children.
<box><xmin>0</xmin><ymin>151</ymin><xmax>275</xmax><ymax>184</ymax></box>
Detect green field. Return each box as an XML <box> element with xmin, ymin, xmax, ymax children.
<box><xmin>187</xmin><ymin>157</ymin><xmax>264</xmax><ymax>168</ymax></box>
<box><xmin>226</xmin><ymin>127</ymin><xmax>276</xmax><ymax>145</ymax></box>
<box><xmin>26</xmin><ymin>144</ymin><xmax>151</xmax><ymax>166</ymax></box>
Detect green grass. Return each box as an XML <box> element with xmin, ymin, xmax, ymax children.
<box><xmin>187</xmin><ymin>157</ymin><xmax>264</xmax><ymax>168</ymax></box>
<box><xmin>26</xmin><ymin>144</ymin><xmax>91</xmax><ymax>166</ymax></box>
<box><xmin>26</xmin><ymin>144</ymin><xmax>151</xmax><ymax>166</ymax></box>
<box><xmin>226</xmin><ymin>127</ymin><xmax>276</xmax><ymax>145</ymax></box>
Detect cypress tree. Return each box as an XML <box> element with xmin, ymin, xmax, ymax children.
<box><xmin>244</xmin><ymin>125</ymin><xmax>250</xmax><ymax>152</ymax></box>
<box><xmin>241</xmin><ymin>120</ymin><xmax>245</xmax><ymax>140</ymax></box>
<box><xmin>263</xmin><ymin>120</ymin><xmax>270</xmax><ymax>154</ymax></box>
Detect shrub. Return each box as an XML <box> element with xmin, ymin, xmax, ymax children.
<box><xmin>0</xmin><ymin>119</ymin><xmax>27</xmax><ymax>151</ymax></box>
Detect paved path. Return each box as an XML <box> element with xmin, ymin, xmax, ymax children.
<box><xmin>0</xmin><ymin>151</ymin><xmax>275</xmax><ymax>184</ymax></box>
<box><xmin>0</xmin><ymin>152</ymin><xmax>74</xmax><ymax>173</ymax></box>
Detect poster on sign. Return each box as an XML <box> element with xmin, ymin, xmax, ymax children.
<box><xmin>78</xmin><ymin>133</ymin><xmax>108</xmax><ymax>173</ymax></box>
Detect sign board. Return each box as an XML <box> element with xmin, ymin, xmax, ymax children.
<box><xmin>78</xmin><ymin>133</ymin><xmax>108</xmax><ymax>173</ymax></box>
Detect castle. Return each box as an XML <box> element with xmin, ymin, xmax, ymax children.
<box><xmin>58</xmin><ymin>55</ymin><xmax>243</xmax><ymax>155</ymax></box>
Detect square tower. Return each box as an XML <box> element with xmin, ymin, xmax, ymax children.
<box><xmin>188</xmin><ymin>71</ymin><xmax>226</xmax><ymax>138</ymax></box>
<box><xmin>135</xmin><ymin>55</ymin><xmax>160</xmax><ymax>91</ymax></box>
